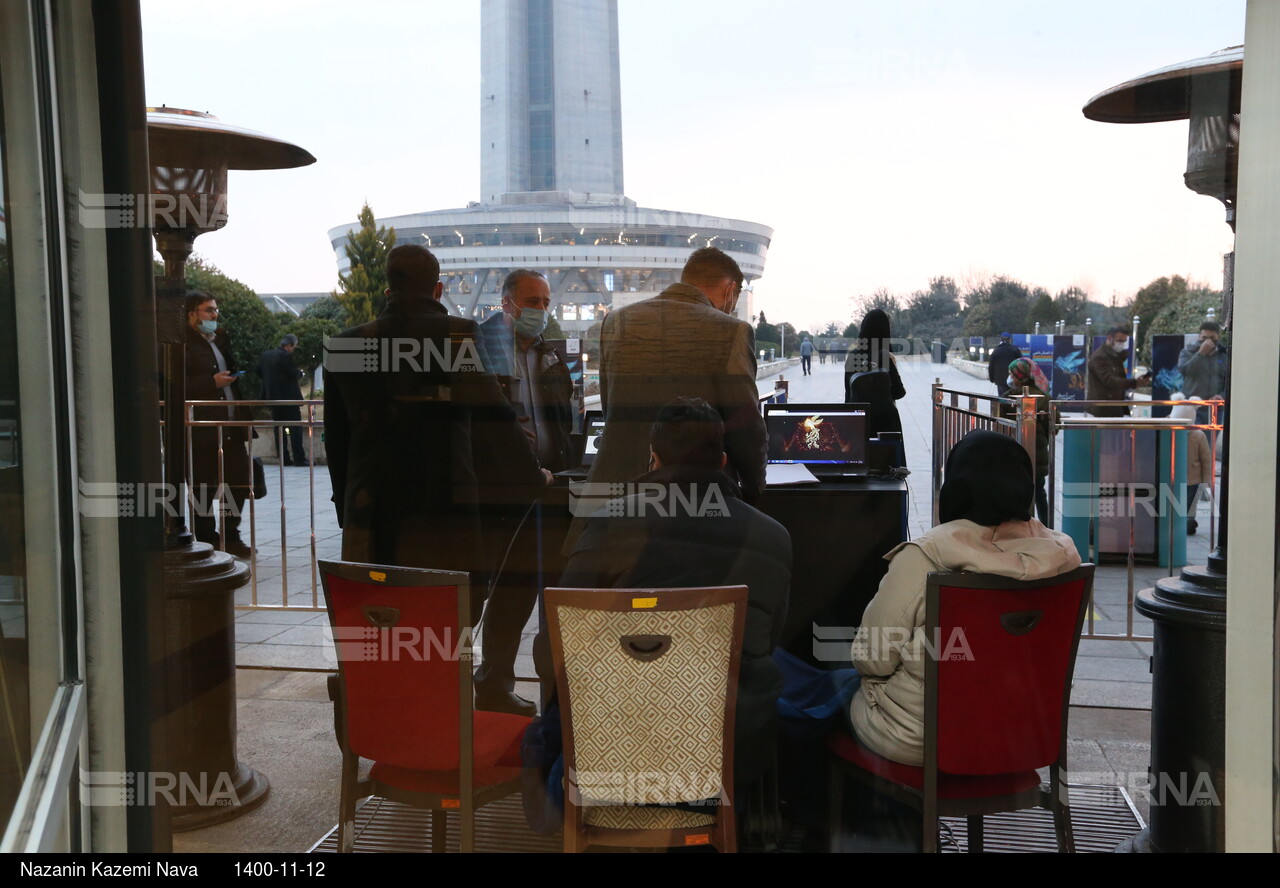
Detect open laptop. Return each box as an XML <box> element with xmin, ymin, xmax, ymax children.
<box><xmin>764</xmin><ymin>403</ymin><xmax>870</xmax><ymax>480</ymax></box>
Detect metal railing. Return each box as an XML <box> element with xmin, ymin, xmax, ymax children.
<box><xmin>1052</xmin><ymin>401</ymin><xmax>1222</xmax><ymax>641</ymax></box>
<box><xmin>931</xmin><ymin>382</ymin><xmax>1038</xmax><ymax>526</ymax></box>
<box><xmin>186</xmin><ymin>399</ymin><xmax>328</xmax><ymax>611</ymax></box>
<box><xmin>932</xmin><ymin>385</ymin><xmax>1224</xmax><ymax>642</ymax></box>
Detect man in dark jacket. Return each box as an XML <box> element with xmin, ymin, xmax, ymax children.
<box><xmin>323</xmin><ymin>245</ymin><xmax>550</xmax><ymax>607</ymax></box>
<box><xmin>1087</xmin><ymin>326</ymin><xmax>1150</xmax><ymax>417</ymax></box>
<box><xmin>259</xmin><ymin>333</ymin><xmax>308</xmax><ymax>466</ymax></box>
<box><xmin>556</xmin><ymin>397</ymin><xmax>791</xmax><ymax>792</ymax></box>
<box><xmin>472</xmin><ymin>270</ymin><xmax>575</xmax><ymax>715</ymax></box>
<box><xmin>185</xmin><ymin>292</ymin><xmax>254</xmax><ymax>557</ymax></box>
<box><xmin>987</xmin><ymin>332</ymin><xmax>1021</xmax><ymax>396</ymax></box>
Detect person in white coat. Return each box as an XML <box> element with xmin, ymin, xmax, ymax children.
<box><xmin>848</xmin><ymin>430</ymin><xmax>1082</xmax><ymax>766</ymax></box>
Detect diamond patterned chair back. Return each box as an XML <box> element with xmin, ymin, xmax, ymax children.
<box><xmin>545</xmin><ymin>585</ymin><xmax>747</xmax><ymax>853</ymax></box>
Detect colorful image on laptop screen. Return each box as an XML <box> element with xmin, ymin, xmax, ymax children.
<box><xmin>764</xmin><ymin>404</ymin><xmax>868</xmax><ymax>468</ymax></box>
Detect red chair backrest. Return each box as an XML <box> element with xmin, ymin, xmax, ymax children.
<box><xmin>321</xmin><ymin>562</ymin><xmax>468</xmax><ymax>772</ymax></box>
<box><xmin>928</xmin><ymin>566</ymin><xmax>1092</xmax><ymax>775</ymax></box>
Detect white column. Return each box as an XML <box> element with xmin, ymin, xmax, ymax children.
<box><xmin>1226</xmin><ymin>0</ymin><xmax>1280</xmax><ymax>853</ymax></box>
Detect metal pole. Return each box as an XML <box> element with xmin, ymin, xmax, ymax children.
<box><xmin>1130</xmin><ymin>314</ymin><xmax>1140</xmax><ymax>376</ymax></box>
<box><xmin>1084</xmin><ymin>318</ymin><xmax>1093</xmax><ymax>402</ymax></box>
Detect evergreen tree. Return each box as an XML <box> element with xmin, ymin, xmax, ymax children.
<box><xmin>1025</xmin><ymin>290</ymin><xmax>1057</xmax><ymax>331</ymax></box>
<box><xmin>300</xmin><ymin>294</ymin><xmax>349</xmax><ymax>326</ymax></box>
<box><xmin>336</xmin><ymin>203</ymin><xmax>396</xmax><ymax>325</ymax></box>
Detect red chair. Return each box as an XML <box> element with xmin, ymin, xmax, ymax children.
<box><xmin>828</xmin><ymin>564</ymin><xmax>1095</xmax><ymax>852</ymax></box>
<box><xmin>320</xmin><ymin>560</ymin><xmax>530</xmax><ymax>853</ymax></box>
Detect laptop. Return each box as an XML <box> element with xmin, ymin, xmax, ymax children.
<box><xmin>764</xmin><ymin>403</ymin><xmax>870</xmax><ymax>480</ymax></box>
<box><xmin>579</xmin><ymin>410</ymin><xmax>606</xmax><ymax>468</ymax></box>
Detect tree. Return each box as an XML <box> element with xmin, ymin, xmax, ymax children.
<box><xmin>853</xmin><ymin>287</ymin><xmax>899</xmax><ymax>321</ymax></box>
<box><xmin>755</xmin><ymin>311</ymin><xmax>778</xmax><ymax>348</ymax></box>
<box><xmin>1130</xmin><ymin>276</ymin><xmax>1188</xmax><ymax>331</ymax></box>
<box><xmin>964</xmin><ymin>275</ymin><xmax>1032</xmax><ymax>338</ymax></box>
<box><xmin>776</xmin><ymin>322</ymin><xmax>798</xmax><ymax>355</ymax></box>
<box><xmin>284</xmin><ymin>316</ymin><xmax>341</xmax><ymax>394</ymax></box>
<box><xmin>1025</xmin><ymin>290</ymin><xmax>1057</xmax><ymax>331</ymax></box>
<box><xmin>841</xmin><ymin>321</ymin><xmax>860</xmax><ymax>338</ymax></box>
<box><xmin>1053</xmin><ymin>286</ymin><xmax>1089</xmax><ymax>327</ymax></box>
<box><xmin>901</xmin><ymin>276</ymin><xmax>964</xmax><ymax>345</ymax></box>
<box><xmin>335</xmin><ymin>202</ymin><xmax>396</xmax><ymax>325</ymax></box>
<box><xmin>822</xmin><ymin>321</ymin><xmax>841</xmax><ymax>337</ymax></box>
<box><xmin>1144</xmin><ymin>284</ymin><xmax>1224</xmax><ymax>358</ymax></box>
<box><xmin>181</xmin><ymin>256</ymin><xmax>278</xmax><ymax>401</ymax></box>
<box><xmin>301</xmin><ymin>294</ymin><xmax>349</xmax><ymax>326</ymax></box>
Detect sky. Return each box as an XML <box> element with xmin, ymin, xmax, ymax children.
<box><xmin>141</xmin><ymin>0</ymin><xmax>1246</xmax><ymax>331</ymax></box>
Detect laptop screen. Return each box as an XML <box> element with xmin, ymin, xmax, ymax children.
<box><xmin>581</xmin><ymin>413</ymin><xmax>607</xmax><ymax>467</ymax></box>
<box><xmin>764</xmin><ymin>403</ymin><xmax>868</xmax><ymax>468</ymax></box>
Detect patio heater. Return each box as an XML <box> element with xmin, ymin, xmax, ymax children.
<box><xmin>1083</xmin><ymin>45</ymin><xmax>1240</xmax><ymax>853</ymax></box>
<box><xmin>147</xmin><ymin>107</ymin><xmax>315</xmax><ymax>830</ymax></box>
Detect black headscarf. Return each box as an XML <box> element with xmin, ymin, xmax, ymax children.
<box><xmin>938</xmin><ymin>430</ymin><xmax>1034</xmax><ymax>526</ymax></box>
<box><xmin>857</xmin><ymin>309</ymin><xmax>894</xmax><ymax>370</ymax></box>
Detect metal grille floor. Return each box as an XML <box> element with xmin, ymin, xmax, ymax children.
<box><xmin>311</xmin><ymin>784</ymin><xmax>1143</xmax><ymax>853</ymax></box>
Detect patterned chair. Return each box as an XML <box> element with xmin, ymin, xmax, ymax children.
<box><xmin>544</xmin><ymin>585</ymin><xmax>747</xmax><ymax>853</ymax></box>
<box><xmin>320</xmin><ymin>560</ymin><xmax>530</xmax><ymax>853</ymax></box>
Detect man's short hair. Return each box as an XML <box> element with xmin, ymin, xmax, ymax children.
<box><xmin>280</xmin><ymin>333</ymin><xmax>299</xmax><ymax>348</ymax></box>
<box><xmin>1200</xmin><ymin>320</ymin><xmax>1221</xmax><ymax>333</ymax></box>
<box><xmin>184</xmin><ymin>291</ymin><xmax>215</xmax><ymax>315</ymax></box>
<box><xmin>681</xmin><ymin>247</ymin><xmax>743</xmax><ymax>290</ymax></box>
<box><xmin>501</xmin><ymin>268</ymin><xmax>547</xmax><ymax>301</ymax></box>
<box><xmin>1108</xmin><ymin>325</ymin><xmax>1129</xmax><ymax>338</ymax></box>
<box><xmin>650</xmin><ymin>397</ymin><xmax>725</xmax><ymax>471</ymax></box>
<box><xmin>386</xmin><ymin>244</ymin><xmax>440</xmax><ymax>293</ymax></box>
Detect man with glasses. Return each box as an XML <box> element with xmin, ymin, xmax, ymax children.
<box><xmin>185</xmin><ymin>292</ymin><xmax>254</xmax><ymax>557</ymax></box>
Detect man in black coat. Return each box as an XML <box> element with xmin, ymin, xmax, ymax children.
<box><xmin>556</xmin><ymin>397</ymin><xmax>791</xmax><ymax>792</ymax></box>
<box><xmin>185</xmin><ymin>292</ymin><xmax>254</xmax><ymax>557</ymax></box>
<box><xmin>323</xmin><ymin>245</ymin><xmax>550</xmax><ymax>627</ymax></box>
<box><xmin>259</xmin><ymin>333</ymin><xmax>308</xmax><ymax>466</ymax></box>
<box><xmin>987</xmin><ymin>332</ymin><xmax>1021</xmax><ymax>396</ymax></box>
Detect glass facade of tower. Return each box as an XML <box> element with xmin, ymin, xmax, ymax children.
<box><xmin>526</xmin><ymin>0</ymin><xmax>556</xmax><ymax>192</ymax></box>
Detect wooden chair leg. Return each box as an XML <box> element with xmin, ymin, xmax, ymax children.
<box><xmin>461</xmin><ymin>800</ymin><xmax>474</xmax><ymax>853</ymax></box>
<box><xmin>719</xmin><ymin>789</ymin><xmax>737</xmax><ymax>853</ymax></box>
<box><xmin>563</xmin><ymin>796</ymin><xmax>585</xmax><ymax>853</ymax></box>
<box><xmin>827</xmin><ymin>760</ymin><xmax>844</xmax><ymax>853</ymax></box>
<box><xmin>1050</xmin><ymin>767</ymin><xmax>1075</xmax><ymax>853</ymax></box>
<box><xmin>338</xmin><ymin>750</ymin><xmax>358</xmax><ymax>854</ymax></box>
<box><xmin>429</xmin><ymin>809</ymin><xmax>446</xmax><ymax>854</ymax></box>
<box><xmin>967</xmin><ymin>814</ymin><xmax>984</xmax><ymax>853</ymax></box>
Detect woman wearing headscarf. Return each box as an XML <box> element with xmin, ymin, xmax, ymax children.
<box><xmin>844</xmin><ymin>308</ymin><xmax>906</xmax><ymax>463</ymax></box>
<box><xmin>999</xmin><ymin>357</ymin><xmax>1058</xmax><ymax>526</ymax></box>
<box><xmin>846</xmin><ymin>430</ymin><xmax>1081</xmax><ymax>765</ymax></box>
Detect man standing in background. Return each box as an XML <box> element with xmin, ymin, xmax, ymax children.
<box><xmin>987</xmin><ymin>332</ymin><xmax>1021</xmax><ymax>396</ymax></box>
<box><xmin>259</xmin><ymin>333</ymin><xmax>308</xmax><ymax>467</ymax></box>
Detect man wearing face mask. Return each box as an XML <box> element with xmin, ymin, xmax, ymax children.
<box><xmin>185</xmin><ymin>291</ymin><xmax>254</xmax><ymax>557</ymax></box>
<box><xmin>473</xmin><ymin>269</ymin><xmax>574</xmax><ymax>714</ymax></box>
<box><xmin>1087</xmin><ymin>326</ymin><xmax>1151</xmax><ymax>418</ymax></box>
<box><xmin>478</xmin><ymin>269</ymin><xmax>574</xmax><ymax>473</ymax></box>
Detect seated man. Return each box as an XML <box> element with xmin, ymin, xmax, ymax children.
<box><xmin>525</xmin><ymin>397</ymin><xmax>791</xmax><ymax>827</ymax></box>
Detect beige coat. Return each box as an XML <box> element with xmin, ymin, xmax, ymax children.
<box><xmin>849</xmin><ymin>518</ymin><xmax>1082</xmax><ymax>766</ymax></box>
<box><xmin>1187</xmin><ymin>429</ymin><xmax>1213</xmax><ymax>486</ymax></box>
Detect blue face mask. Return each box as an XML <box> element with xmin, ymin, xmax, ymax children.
<box><xmin>514</xmin><ymin>307</ymin><xmax>548</xmax><ymax>339</ymax></box>
<box><xmin>199</xmin><ymin>319</ymin><xmax>218</xmax><ymax>335</ymax></box>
